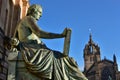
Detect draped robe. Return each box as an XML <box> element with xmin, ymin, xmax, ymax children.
<box><xmin>18</xmin><ymin>41</ymin><xmax>87</xmax><ymax>80</ymax></box>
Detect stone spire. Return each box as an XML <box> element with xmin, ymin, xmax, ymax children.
<box><xmin>113</xmin><ymin>54</ymin><xmax>117</xmax><ymax>63</ymax></box>
<box><xmin>89</xmin><ymin>33</ymin><xmax>93</xmax><ymax>44</ymax></box>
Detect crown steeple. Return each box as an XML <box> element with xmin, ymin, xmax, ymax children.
<box><xmin>84</xmin><ymin>34</ymin><xmax>100</xmax><ymax>55</ymax></box>
<box><xmin>83</xmin><ymin>34</ymin><xmax>101</xmax><ymax>71</ymax></box>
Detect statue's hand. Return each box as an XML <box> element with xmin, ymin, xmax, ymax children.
<box><xmin>4</xmin><ymin>37</ymin><xmax>19</xmax><ymax>51</ymax></box>
<box><xmin>10</xmin><ymin>38</ymin><xmax>19</xmax><ymax>46</ymax></box>
<box><xmin>8</xmin><ymin>38</ymin><xmax>20</xmax><ymax>52</ymax></box>
<box><xmin>62</xmin><ymin>28</ymin><xmax>71</xmax><ymax>37</ymax></box>
<box><xmin>62</xmin><ymin>28</ymin><xmax>68</xmax><ymax>37</ymax></box>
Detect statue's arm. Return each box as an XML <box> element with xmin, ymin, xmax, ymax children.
<box><xmin>37</xmin><ymin>30</ymin><xmax>65</xmax><ymax>39</ymax></box>
<box><xmin>27</xmin><ymin>17</ymin><xmax>66</xmax><ymax>39</ymax></box>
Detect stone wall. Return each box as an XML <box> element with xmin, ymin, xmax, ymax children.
<box><xmin>0</xmin><ymin>28</ymin><xmax>8</xmax><ymax>80</ymax></box>
<box><xmin>0</xmin><ymin>0</ymin><xmax>29</xmax><ymax>79</ymax></box>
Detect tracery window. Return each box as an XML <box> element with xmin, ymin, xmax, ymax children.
<box><xmin>101</xmin><ymin>67</ymin><xmax>112</xmax><ymax>80</ymax></box>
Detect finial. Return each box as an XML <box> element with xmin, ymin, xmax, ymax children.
<box><xmin>90</xmin><ymin>33</ymin><xmax>92</xmax><ymax>40</ymax></box>
<box><xmin>88</xmin><ymin>28</ymin><xmax>92</xmax><ymax>34</ymax></box>
<box><xmin>88</xmin><ymin>28</ymin><xmax>93</xmax><ymax>44</ymax></box>
<box><xmin>113</xmin><ymin>54</ymin><xmax>117</xmax><ymax>63</ymax></box>
<box><xmin>89</xmin><ymin>33</ymin><xmax>93</xmax><ymax>44</ymax></box>
<box><xmin>104</xmin><ymin>56</ymin><xmax>106</xmax><ymax>60</ymax></box>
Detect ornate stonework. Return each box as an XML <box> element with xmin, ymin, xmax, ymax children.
<box><xmin>83</xmin><ymin>34</ymin><xmax>120</xmax><ymax>80</ymax></box>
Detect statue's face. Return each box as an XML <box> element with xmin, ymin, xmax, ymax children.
<box><xmin>34</xmin><ymin>8</ymin><xmax>42</xmax><ymax>20</ymax></box>
<box><xmin>32</xmin><ymin>7</ymin><xmax>42</xmax><ymax>20</ymax></box>
<box><xmin>27</xmin><ymin>5</ymin><xmax>43</xmax><ymax>20</ymax></box>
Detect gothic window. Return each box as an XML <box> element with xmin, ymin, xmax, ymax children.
<box><xmin>93</xmin><ymin>55</ymin><xmax>97</xmax><ymax>62</ymax></box>
<box><xmin>90</xmin><ymin>46</ymin><xmax>93</xmax><ymax>53</ymax></box>
<box><xmin>89</xmin><ymin>45</ymin><xmax>97</xmax><ymax>53</ymax></box>
<box><xmin>101</xmin><ymin>67</ymin><xmax>112</xmax><ymax>80</ymax></box>
<box><xmin>93</xmin><ymin>46</ymin><xmax>97</xmax><ymax>53</ymax></box>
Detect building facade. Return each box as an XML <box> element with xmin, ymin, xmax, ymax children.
<box><xmin>0</xmin><ymin>0</ymin><xmax>29</xmax><ymax>79</ymax></box>
<box><xmin>83</xmin><ymin>34</ymin><xmax>120</xmax><ymax>80</ymax></box>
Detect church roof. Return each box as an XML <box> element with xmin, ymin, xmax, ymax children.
<box><xmin>85</xmin><ymin>58</ymin><xmax>114</xmax><ymax>73</ymax></box>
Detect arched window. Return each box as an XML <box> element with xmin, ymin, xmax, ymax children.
<box><xmin>101</xmin><ymin>67</ymin><xmax>112</xmax><ymax>80</ymax></box>
<box><xmin>90</xmin><ymin>46</ymin><xmax>93</xmax><ymax>53</ymax></box>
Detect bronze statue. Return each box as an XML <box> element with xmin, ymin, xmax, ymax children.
<box><xmin>11</xmin><ymin>4</ymin><xmax>88</xmax><ymax>80</ymax></box>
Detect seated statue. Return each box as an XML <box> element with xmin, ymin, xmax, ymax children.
<box><xmin>11</xmin><ymin>4</ymin><xmax>88</xmax><ymax>80</ymax></box>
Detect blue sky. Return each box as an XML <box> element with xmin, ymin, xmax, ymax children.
<box><xmin>30</xmin><ymin>0</ymin><xmax>120</xmax><ymax>71</ymax></box>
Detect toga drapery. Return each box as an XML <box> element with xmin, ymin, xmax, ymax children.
<box><xmin>18</xmin><ymin>40</ymin><xmax>87</xmax><ymax>80</ymax></box>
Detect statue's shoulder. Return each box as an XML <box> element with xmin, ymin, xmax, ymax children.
<box><xmin>25</xmin><ymin>16</ymin><xmax>34</xmax><ymax>20</ymax></box>
<box><xmin>23</xmin><ymin>16</ymin><xmax>36</xmax><ymax>23</ymax></box>
<box><xmin>19</xmin><ymin>16</ymin><xmax>34</xmax><ymax>25</ymax></box>
<box><xmin>22</xmin><ymin>16</ymin><xmax>31</xmax><ymax>21</ymax></box>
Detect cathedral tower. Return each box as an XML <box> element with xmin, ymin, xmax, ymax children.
<box><xmin>83</xmin><ymin>34</ymin><xmax>101</xmax><ymax>71</ymax></box>
<box><xmin>83</xmin><ymin>34</ymin><xmax>120</xmax><ymax>80</ymax></box>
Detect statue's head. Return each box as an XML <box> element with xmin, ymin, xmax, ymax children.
<box><xmin>27</xmin><ymin>4</ymin><xmax>42</xmax><ymax>20</ymax></box>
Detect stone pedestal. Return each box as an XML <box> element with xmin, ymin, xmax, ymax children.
<box><xmin>7</xmin><ymin>51</ymin><xmax>40</xmax><ymax>80</ymax></box>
